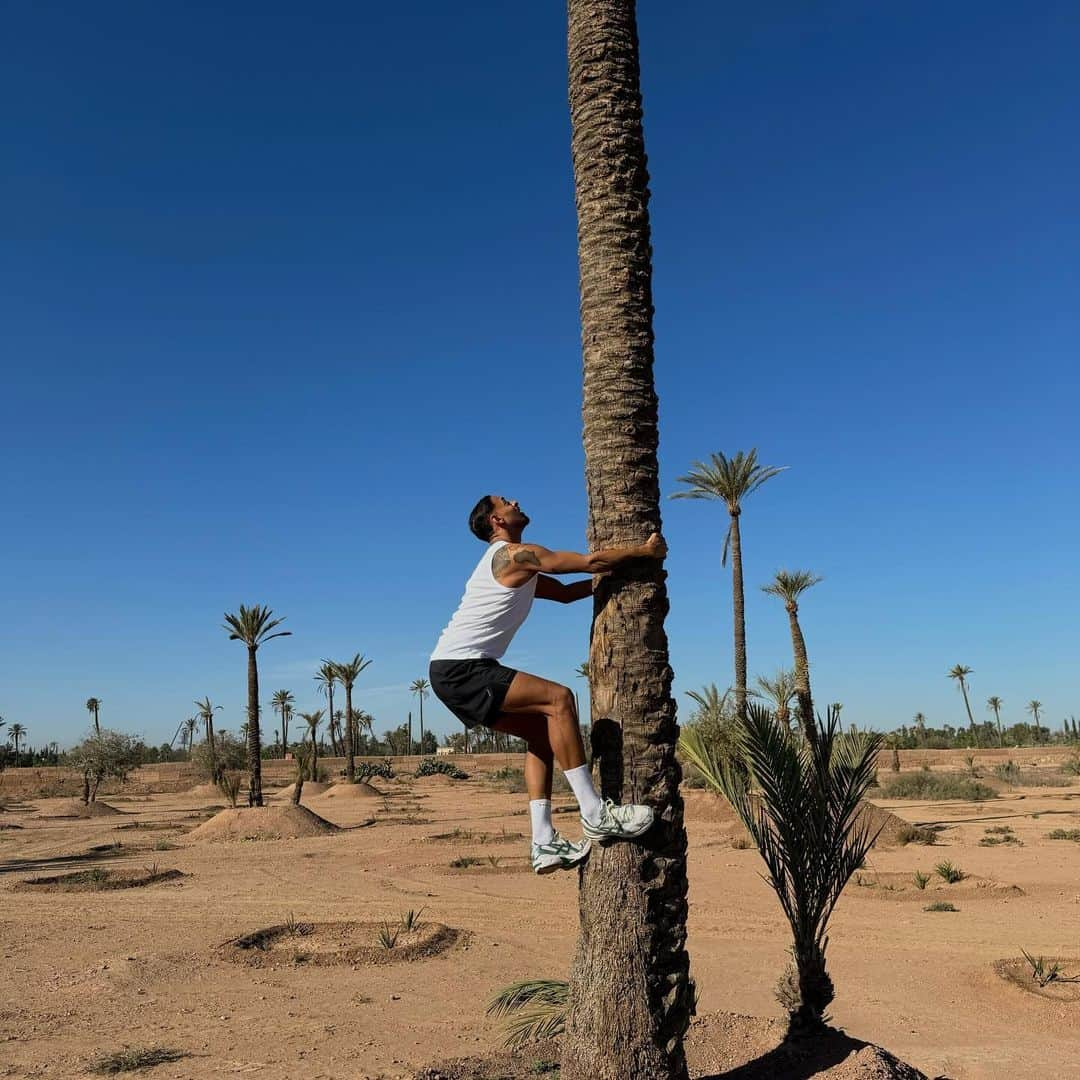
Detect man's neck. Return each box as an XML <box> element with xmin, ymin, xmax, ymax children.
<box><xmin>491</xmin><ymin>527</ymin><xmax>524</xmax><ymax>545</ymax></box>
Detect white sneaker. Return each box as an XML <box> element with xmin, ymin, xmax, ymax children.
<box><xmin>582</xmin><ymin>798</ymin><xmax>655</xmax><ymax>843</ymax></box>
<box><xmin>531</xmin><ymin>831</ymin><xmax>591</xmax><ymax>875</ymax></box>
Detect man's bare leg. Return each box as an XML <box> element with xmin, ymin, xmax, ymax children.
<box><xmin>494</xmin><ymin>669</ymin><xmax>655</xmax><ymax>844</ymax></box>
<box><xmin>490</xmin><ymin>711</ymin><xmax>554</xmax><ymax>800</ymax></box>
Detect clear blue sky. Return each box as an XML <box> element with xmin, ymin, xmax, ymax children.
<box><xmin>2</xmin><ymin>2</ymin><xmax>1077</xmax><ymax>748</ymax></box>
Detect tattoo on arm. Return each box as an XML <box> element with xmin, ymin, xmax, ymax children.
<box><xmin>492</xmin><ymin>546</ymin><xmax>511</xmax><ymax>577</ymax></box>
<box><xmin>512</xmin><ymin>547</ymin><xmax>542</xmax><ymax>569</ymax></box>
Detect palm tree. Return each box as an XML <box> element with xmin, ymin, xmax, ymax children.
<box><xmin>223</xmin><ymin>605</ymin><xmax>291</xmax><ymax>807</ymax></box>
<box><xmin>672</xmin><ymin>450</ymin><xmax>786</xmax><ymax>721</ymax></box>
<box><xmin>194</xmin><ymin>697</ymin><xmax>223</xmax><ymax>780</ymax></box>
<box><xmin>1026</xmin><ymin>700</ymin><xmax>1044</xmax><ymax>743</ymax></box>
<box><xmin>314</xmin><ymin>662</ymin><xmax>338</xmax><ymax>758</ymax></box>
<box><xmin>755</xmin><ymin>669</ymin><xmax>797</xmax><ymax>730</ymax></box>
<box><xmin>333</xmin><ymin>655</ymin><xmax>372</xmax><ymax>781</ymax></box>
<box><xmin>183</xmin><ymin>716</ymin><xmax>198</xmax><ymax>755</ymax></box>
<box><xmin>947</xmin><ymin>665</ymin><xmax>978</xmax><ymax>747</ymax></box>
<box><xmin>271</xmin><ymin>689</ymin><xmax>294</xmax><ymax>757</ymax></box>
<box><xmin>561</xmin><ymin>5</ymin><xmax>691</xmax><ymax>1075</ymax></box>
<box><xmin>762</xmin><ymin>570</ymin><xmax>823</xmax><ymax>747</ymax></box>
<box><xmin>986</xmin><ymin>696</ymin><xmax>1004</xmax><ymax>747</ymax></box>
<box><xmin>410</xmin><ymin>678</ymin><xmax>430</xmax><ymax>755</ymax></box>
<box><xmin>8</xmin><ymin>723</ymin><xmax>26</xmax><ymax>766</ymax></box>
<box><xmin>329</xmin><ymin>709</ymin><xmax>345</xmax><ymax>757</ymax></box>
<box><xmin>681</xmin><ymin>704</ymin><xmax>883</xmax><ymax>1035</ymax></box>
<box><xmin>297</xmin><ymin>710</ymin><xmax>324</xmax><ymax>781</ymax></box>
<box><xmin>85</xmin><ymin>698</ymin><xmax>101</xmax><ymax>734</ymax></box>
<box><xmin>913</xmin><ymin>712</ymin><xmax>927</xmax><ymax>747</ymax></box>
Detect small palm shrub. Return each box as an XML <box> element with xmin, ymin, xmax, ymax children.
<box><xmin>486</xmin><ymin>979</ymin><xmax>568</xmax><ymax>1048</ymax></box>
<box><xmin>681</xmin><ymin>703</ymin><xmax>883</xmax><ymax>1034</ymax></box>
<box><xmin>415</xmin><ymin>758</ymin><xmax>469</xmax><ymax>780</ymax></box>
<box><xmin>1020</xmin><ymin>949</ymin><xmax>1080</xmax><ymax>987</ymax></box>
<box><xmin>934</xmin><ymin>861</ymin><xmax>965</xmax><ymax>884</ymax></box>
<box><xmin>912</xmin><ymin>871</ymin><xmax>930</xmax><ymax>890</ymax></box>
<box><xmin>377</xmin><ymin>922</ymin><xmax>399</xmax><ymax>950</ymax></box>
<box><xmin>399</xmin><ymin>907</ymin><xmax>425</xmax><ymax>933</ymax></box>
<box><xmin>217</xmin><ymin>770</ymin><xmax>244</xmax><ymax>808</ymax></box>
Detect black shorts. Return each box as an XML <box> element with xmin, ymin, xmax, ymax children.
<box><xmin>429</xmin><ymin>659</ymin><xmax>518</xmax><ymax>730</ymax></box>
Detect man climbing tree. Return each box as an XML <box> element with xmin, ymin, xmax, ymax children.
<box><xmin>560</xmin><ymin>2</ymin><xmax>694</xmax><ymax>1078</ymax></box>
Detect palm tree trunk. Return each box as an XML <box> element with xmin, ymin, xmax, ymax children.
<box><xmin>419</xmin><ymin>695</ymin><xmax>425</xmax><ymax>753</ymax></box>
<box><xmin>561</xmin><ymin>4</ymin><xmax>691</xmax><ymax>1076</ymax></box>
<box><xmin>993</xmin><ymin>707</ymin><xmax>1003</xmax><ymax>748</ymax></box>
<box><xmin>310</xmin><ymin>728</ymin><xmax>318</xmax><ymax>782</ymax></box>
<box><xmin>94</xmin><ymin>705</ymin><xmax>100</xmax><ymax>735</ymax></box>
<box><xmin>246</xmin><ymin>646</ymin><xmax>263</xmax><ymax>806</ymax></box>
<box><xmin>407</xmin><ymin>711</ymin><xmax>413</xmax><ymax>756</ymax></box>
<box><xmin>786</xmin><ymin>605</ymin><xmax>817</xmax><ymax>748</ymax></box>
<box><xmin>960</xmin><ymin>682</ymin><xmax>978</xmax><ymax>747</ymax></box>
<box><xmin>345</xmin><ymin>687</ymin><xmax>356</xmax><ymax>781</ymax></box>
<box><xmin>729</xmin><ymin>510</ymin><xmax>747</xmax><ymax>720</ymax></box>
<box><xmin>81</xmin><ymin>772</ymin><xmax>90</xmax><ymax>805</ymax></box>
<box><xmin>208</xmin><ymin>718</ymin><xmax>218</xmax><ymax>782</ymax></box>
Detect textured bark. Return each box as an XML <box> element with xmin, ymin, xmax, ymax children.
<box><xmin>310</xmin><ymin>727</ymin><xmax>319</xmax><ymax>782</ymax></box>
<box><xmin>345</xmin><ymin>686</ymin><xmax>356</xmax><ymax>782</ymax></box>
<box><xmin>729</xmin><ymin>511</ymin><xmax>747</xmax><ymax>719</ymax></box>
<box><xmin>787</xmin><ymin>605</ymin><xmax>817</xmax><ymax>749</ymax></box>
<box><xmin>418</xmin><ymin>695</ymin><xmax>425</xmax><ymax>755</ymax></box>
<box><xmin>246</xmin><ymin>646</ymin><xmax>264</xmax><ymax>807</ymax></box>
<box><xmin>562</xmin><ymin>3</ymin><xmax>692</xmax><ymax>1076</ymax></box>
<box><xmin>959</xmin><ymin>681</ymin><xmax>978</xmax><ymax>746</ymax></box>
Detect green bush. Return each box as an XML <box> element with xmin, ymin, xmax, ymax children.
<box><xmin>924</xmin><ymin>901</ymin><xmax>958</xmax><ymax>913</ymax></box>
<box><xmin>879</xmin><ymin>772</ymin><xmax>995</xmax><ymax>801</ymax></box>
<box><xmin>1046</xmin><ymin>828</ymin><xmax>1080</xmax><ymax>842</ymax></box>
<box><xmin>895</xmin><ymin>823</ymin><xmax>938</xmax><ymax>845</ymax></box>
<box><xmin>357</xmin><ymin>760</ymin><xmax>395</xmax><ymax>782</ymax></box>
<box><xmin>415</xmin><ymin>758</ymin><xmax>469</xmax><ymax>780</ymax></box>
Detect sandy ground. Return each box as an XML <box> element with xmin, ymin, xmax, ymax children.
<box><xmin>2</xmin><ymin>772</ymin><xmax>1079</xmax><ymax>1079</ymax></box>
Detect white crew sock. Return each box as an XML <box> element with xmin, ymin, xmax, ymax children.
<box><xmin>529</xmin><ymin>799</ymin><xmax>555</xmax><ymax>846</ymax></box>
<box><xmin>564</xmin><ymin>764</ymin><xmax>603</xmax><ymax>825</ymax></box>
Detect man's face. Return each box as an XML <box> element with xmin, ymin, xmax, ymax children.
<box><xmin>491</xmin><ymin>495</ymin><xmax>529</xmax><ymax>533</ymax></box>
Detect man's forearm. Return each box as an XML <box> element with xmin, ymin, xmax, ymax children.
<box><xmin>564</xmin><ymin>579</ymin><xmax>593</xmax><ymax>603</ymax></box>
<box><xmin>588</xmin><ymin>543</ymin><xmax>649</xmax><ymax>573</ymax></box>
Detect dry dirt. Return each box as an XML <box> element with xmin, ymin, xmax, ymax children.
<box><xmin>1</xmin><ymin>770</ymin><xmax>1079</xmax><ymax>1079</ymax></box>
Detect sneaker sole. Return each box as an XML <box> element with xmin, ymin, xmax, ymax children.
<box><xmin>533</xmin><ymin>848</ymin><xmax>591</xmax><ymax>875</ymax></box>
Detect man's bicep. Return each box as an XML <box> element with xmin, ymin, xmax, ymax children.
<box><xmin>533</xmin><ymin>548</ymin><xmax>592</xmax><ymax>574</ymax></box>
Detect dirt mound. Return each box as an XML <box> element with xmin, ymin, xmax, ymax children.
<box><xmin>413</xmin><ymin>773</ymin><xmax>463</xmax><ymax>786</ymax></box>
<box><xmin>187</xmin><ymin>805</ymin><xmax>339</xmax><ymax>842</ymax></box>
<box><xmin>858</xmin><ymin>800</ymin><xmax>926</xmax><ymax>848</ymax></box>
<box><xmin>275</xmin><ymin>782</ymin><xmax>331</xmax><ymax>799</ymax></box>
<box><xmin>15</xmin><ymin>868</ymin><xmax>184</xmax><ymax>893</ymax></box>
<box><xmin>994</xmin><ymin>956</ymin><xmax>1080</xmax><ymax>1002</ymax></box>
<box><xmin>36</xmin><ymin>799</ymin><xmax>123</xmax><ymax>819</ymax></box>
<box><xmin>221</xmin><ymin>919</ymin><xmax>463</xmax><ymax>967</ymax></box>
<box><xmin>415</xmin><ymin>1014</ymin><xmax>926</xmax><ymax>1079</ymax></box>
<box><xmin>315</xmin><ymin>781</ymin><xmax>382</xmax><ymax>800</ymax></box>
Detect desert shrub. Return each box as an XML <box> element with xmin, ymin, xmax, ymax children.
<box><xmin>377</xmin><ymin>922</ymin><xmax>399</xmax><ymax>949</ymax></box>
<box><xmin>682</xmin><ymin>762</ymin><xmax>709</xmax><ymax>789</ymax></box>
<box><xmin>980</xmin><ymin>825</ymin><xmax>1021</xmax><ymax>847</ymax></box>
<box><xmin>924</xmin><ymin>902</ymin><xmax>958</xmax><ymax>912</ymax></box>
<box><xmin>67</xmin><ymin>730</ymin><xmax>142</xmax><ymax>803</ymax></box>
<box><xmin>1061</xmin><ymin>752</ymin><xmax>1080</xmax><ymax>777</ymax></box>
<box><xmin>731</xmin><ymin>835</ymin><xmax>752</xmax><ymax>850</ymax></box>
<box><xmin>450</xmin><ymin>856</ymin><xmax>481</xmax><ymax>868</ymax></box>
<box><xmin>399</xmin><ymin>907</ymin><xmax>425</xmax><ymax>932</ymax></box>
<box><xmin>89</xmin><ymin>1047</ymin><xmax>187</xmax><ymax>1074</ymax></box>
<box><xmin>879</xmin><ymin>772</ymin><xmax>995</xmax><ymax>801</ymax></box>
<box><xmin>153</xmin><ymin>839</ymin><xmax>177</xmax><ymax>851</ymax></box>
<box><xmin>1046</xmin><ymin>829</ymin><xmax>1080</xmax><ymax>842</ymax></box>
<box><xmin>994</xmin><ymin>760</ymin><xmax>1021</xmax><ymax>783</ymax></box>
<box><xmin>895</xmin><ymin>823</ymin><xmax>938</xmax><ymax>846</ymax></box>
<box><xmin>934</xmin><ymin>860</ymin><xmax>965</xmax><ymax>884</ymax></box>
<box><xmin>415</xmin><ymin>758</ymin><xmax>468</xmax><ymax>780</ymax></box>
<box><xmin>1020</xmin><ymin>949</ymin><xmax>1080</xmax><ymax>987</ymax></box>
<box><xmin>356</xmin><ymin>760</ymin><xmax>394</xmax><ymax>782</ymax></box>
<box><xmin>912</xmin><ymin>871</ymin><xmax>930</xmax><ymax>890</ymax></box>
<box><xmin>191</xmin><ymin>731</ymin><xmax>246</xmax><ymax>781</ymax></box>
<box><xmin>217</xmin><ymin>770</ymin><xmax>244</xmax><ymax>808</ymax></box>
<box><xmin>996</xmin><ymin>761</ymin><xmax>1071</xmax><ymax>787</ymax></box>
<box><xmin>488</xmin><ymin>766</ymin><xmax>527</xmax><ymax>793</ymax></box>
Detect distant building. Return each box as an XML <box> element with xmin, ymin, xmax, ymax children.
<box><xmin>436</xmin><ymin>746</ymin><xmax>455</xmax><ymax>756</ymax></box>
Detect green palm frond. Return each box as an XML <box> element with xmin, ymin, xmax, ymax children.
<box><xmin>683</xmin><ymin>703</ymin><xmax>883</xmax><ymax>1026</ymax></box>
<box><xmin>297</xmin><ymin>710</ymin><xmax>324</xmax><ymax>732</ymax></box>
<box><xmin>755</xmin><ymin>669</ymin><xmax>797</xmax><ymax>710</ymax></box>
<box><xmin>223</xmin><ymin>604</ymin><xmax>291</xmax><ymax>648</ymax></box>
<box><xmin>333</xmin><ymin>654</ymin><xmax>373</xmax><ymax>689</ymax></box>
<box><xmin>670</xmin><ymin>450</ymin><xmax>786</xmax><ymax>566</ymax></box>
<box><xmin>486</xmin><ymin>979</ymin><xmax>568</xmax><ymax>1049</ymax></box>
<box><xmin>762</xmin><ymin>569</ymin><xmax>823</xmax><ymax>604</ymax></box>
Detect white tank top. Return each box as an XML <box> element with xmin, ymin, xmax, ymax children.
<box><xmin>430</xmin><ymin>541</ymin><xmax>538</xmax><ymax>661</ymax></box>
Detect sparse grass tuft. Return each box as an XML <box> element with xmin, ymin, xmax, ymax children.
<box><xmin>924</xmin><ymin>901</ymin><xmax>958</xmax><ymax>912</ymax></box>
<box><xmin>90</xmin><ymin>1047</ymin><xmax>188</xmax><ymax>1074</ymax></box>
<box><xmin>152</xmin><ymin>839</ymin><xmax>177</xmax><ymax>851</ymax></box>
<box><xmin>730</xmin><ymin>835</ymin><xmax>752</xmax><ymax>850</ymax></box>
<box><xmin>980</xmin><ymin>825</ymin><xmax>1022</xmax><ymax>847</ymax></box>
<box><xmin>912</xmin><ymin>871</ymin><xmax>930</xmax><ymax>890</ymax></box>
<box><xmin>880</xmin><ymin>772</ymin><xmax>995</xmax><ymax>801</ymax></box>
<box><xmin>1020</xmin><ymin>949</ymin><xmax>1080</xmax><ymax>987</ymax></box>
<box><xmin>284</xmin><ymin>912</ymin><xmax>314</xmax><ymax>937</ymax></box>
<box><xmin>895</xmin><ymin>823</ymin><xmax>938</xmax><ymax>846</ymax></box>
<box><xmin>377</xmin><ymin>922</ymin><xmax>399</xmax><ymax>950</ymax></box>
<box><xmin>487</xmin><ymin>855</ymin><xmax>502</xmax><ymax>867</ymax></box>
<box><xmin>399</xmin><ymin>907</ymin><xmax>426</xmax><ymax>933</ymax></box>
<box><xmin>1046</xmin><ymin>829</ymin><xmax>1080</xmax><ymax>842</ymax></box>
<box><xmin>934</xmin><ymin>860</ymin><xmax>965</xmax><ymax>884</ymax></box>
<box><xmin>450</xmin><ymin>856</ymin><xmax>481</xmax><ymax>869</ymax></box>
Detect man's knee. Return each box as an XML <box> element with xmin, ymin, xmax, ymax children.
<box><xmin>551</xmin><ymin>685</ymin><xmax>576</xmax><ymax>719</ymax></box>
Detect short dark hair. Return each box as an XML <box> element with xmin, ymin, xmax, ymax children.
<box><xmin>469</xmin><ymin>495</ymin><xmax>496</xmax><ymax>541</ymax></box>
